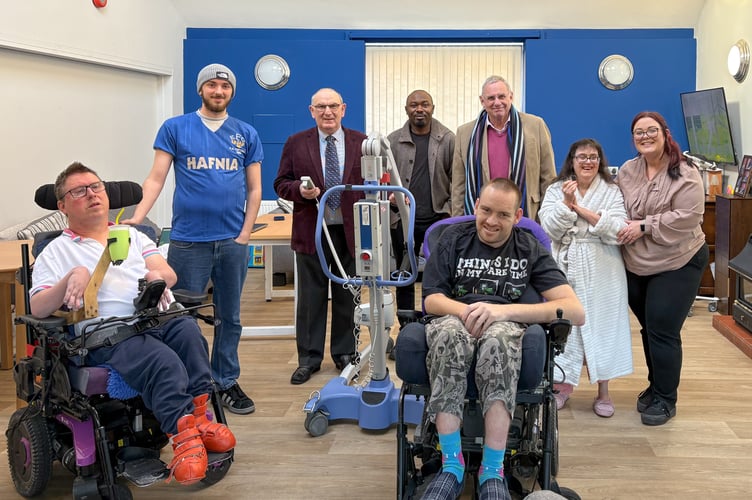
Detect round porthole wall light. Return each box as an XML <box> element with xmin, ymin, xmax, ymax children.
<box><xmin>254</xmin><ymin>55</ymin><xmax>290</xmax><ymax>91</ymax></box>
<box><xmin>598</xmin><ymin>54</ymin><xmax>634</xmax><ymax>91</ymax></box>
<box><xmin>727</xmin><ymin>39</ymin><xmax>750</xmax><ymax>83</ymax></box>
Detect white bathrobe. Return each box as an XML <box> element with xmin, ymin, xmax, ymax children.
<box><xmin>539</xmin><ymin>176</ymin><xmax>633</xmax><ymax>385</ymax></box>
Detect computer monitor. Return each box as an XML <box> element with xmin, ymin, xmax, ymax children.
<box><xmin>680</xmin><ymin>87</ymin><xmax>738</xmax><ymax>167</ymax></box>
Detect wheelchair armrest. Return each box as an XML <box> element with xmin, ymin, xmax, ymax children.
<box><xmin>396</xmin><ymin>309</ymin><xmax>423</xmax><ymax>325</ymax></box>
<box><xmin>393</xmin><ymin>322</ymin><xmax>430</xmax><ymax>385</ymax></box>
<box><xmin>172</xmin><ymin>288</ymin><xmax>209</xmax><ymax>307</ymax></box>
<box><xmin>15</xmin><ymin>314</ymin><xmax>67</xmax><ymax>330</ymax></box>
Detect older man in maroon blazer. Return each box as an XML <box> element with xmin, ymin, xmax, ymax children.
<box><xmin>274</xmin><ymin>88</ymin><xmax>367</xmax><ymax>385</ymax></box>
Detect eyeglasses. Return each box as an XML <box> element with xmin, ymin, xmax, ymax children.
<box><xmin>633</xmin><ymin>127</ymin><xmax>660</xmax><ymax>139</ymax></box>
<box><xmin>312</xmin><ymin>103</ymin><xmax>342</xmax><ymax>112</ymax></box>
<box><xmin>574</xmin><ymin>154</ymin><xmax>600</xmax><ymax>163</ymax></box>
<box><xmin>62</xmin><ymin>181</ymin><xmax>106</xmax><ymax>199</ymax></box>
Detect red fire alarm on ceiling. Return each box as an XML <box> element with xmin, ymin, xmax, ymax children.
<box><xmin>92</xmin><ymin>0</ymin><xmax>107</xmax><ymax>7</ymax></box>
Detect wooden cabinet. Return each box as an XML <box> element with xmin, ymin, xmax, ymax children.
<box><xmin>699</xmin><ymin>198</ymin><xmax>715</xmax><ymax>297</ymax></box>
<box><xmin>715</xmin><ymin>195</ymin><xmax>752</xmax><ymax>314</ymax></box>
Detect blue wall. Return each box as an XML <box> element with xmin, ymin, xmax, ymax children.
<box><xmin>185</xmin><ymin>28</ymin><xmax>696</xmax><ymax>198</ymax></box>
<box><xmin>526</xmin><ymin>30</ymin><xmax>695</xmax><ymax>169</ymax></box>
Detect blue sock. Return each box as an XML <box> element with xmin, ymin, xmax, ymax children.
<box><xmin>478</xmin><ymin>445</ymin><xmax>505</xmax><ymax>485</ymax></box>
<box><xmin>438</xmin><ymin>430</ymin><xmax>464</xmax><ymax>483</ymax></box>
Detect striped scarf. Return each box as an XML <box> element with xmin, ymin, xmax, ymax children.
<box><xmin>463</xmin><ymin>106</ymin><xmax>527</xmax><ymax>215</ymax></box>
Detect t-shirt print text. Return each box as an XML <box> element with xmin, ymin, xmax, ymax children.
<box><xmin>455</xmin><ymin>256</ymin><xmax>529</xmax><ymax>280</ymax></box>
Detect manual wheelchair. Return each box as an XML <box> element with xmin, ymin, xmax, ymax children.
<box><xmin>6</xmin><ymin>181</ymin><xmax>233</xmax><ymax>499</ymax></box>
<box><xmin>393</xmin><ymin>216</ymin><xmax>580</xmax><ymax>499</ymax></box>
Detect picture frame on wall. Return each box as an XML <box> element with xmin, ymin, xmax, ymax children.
<box><xmin>734</xmin><ymin>155</ymin><xmax>752</xmax><ymax>197</ymax></box>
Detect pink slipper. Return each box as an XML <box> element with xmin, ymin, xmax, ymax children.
<box><xmin>554</xmin><ymin>391</ymin><xmax>569</xmax><ymax>410</ymax></box>
<box><xmin>553</xmin><ymin>383</ymin><xmax>573</xmax><ymax>410</ymax></box>
<box><xmin>593</xmin><ymin>397</ymin><xmax>614</xmax><ymax>418</ymax></box>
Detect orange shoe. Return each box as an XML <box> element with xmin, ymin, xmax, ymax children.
<box><xmin>193</xmin><ymin>394</ymin><xmax>236</xmax><ymax>452</ymax></box>
<box><xmin>167</xmin><ymin>414</ymin><xmax>207</xmax><ymax>485</ymax></box>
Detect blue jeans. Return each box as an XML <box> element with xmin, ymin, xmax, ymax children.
<box><xmin>168</xmin><ymin>238</ymin><xmax>250</xmax><ymax>390</ymax></box>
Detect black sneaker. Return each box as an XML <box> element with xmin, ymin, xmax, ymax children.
<box><xmin>219</xmin><ymin>383</ymin><xmax>255</xmax><ymax>415</ymax></box>
<box><xmin>641</xmin><ymin>399</ymin><xmax>676</xmax><ymax>426</ymax></box>
<box><xmin>636</xmin><ymin>387</ymin><xmax>653</xmax><ymax>413</ymax></box>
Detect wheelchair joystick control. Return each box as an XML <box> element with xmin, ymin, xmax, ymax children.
<box><xmin>549</xmin><ymin>308</ymin><xmax>571</xmax><ymax>350</ymax></box>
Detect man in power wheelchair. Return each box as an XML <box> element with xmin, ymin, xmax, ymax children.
<box><xmin>7</xmin><ymin>162</ymin><xmax>235</xmax><ymax>499</ymax></box>
<box><xmin>394</xmin><ymin>179</ymin><xmax>585</xmax><ymax>500</ymax></box>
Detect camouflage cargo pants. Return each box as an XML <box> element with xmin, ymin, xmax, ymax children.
<box><xmin>425</xmin><ymin>314</ymin><xmax>525</xmax><ymax>420</ymax></box>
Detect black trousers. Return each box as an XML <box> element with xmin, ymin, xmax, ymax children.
<box><xmin>626</xmin><ymin>243</ymin><xmax>709</xmax><ymax>405</ymax></box>
<box><xmin>390</xmin><ymin>216</ymin><xmax>446</xmax><ymax>312</ymax></box>
<box><xmin>295</xmin><ymin>224</ymin><xmax>356</xmax><ymax>367</ymax></box>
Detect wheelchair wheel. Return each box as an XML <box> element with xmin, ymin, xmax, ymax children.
<box><xmin>548</xmin><ymin>397</ymin><xmax>559</xmax><ymax>477</ymax></box>
<box><xmin>201</xmin><ymin>451</ymin><xmax>233</xmax><ymax>486</ymax></box>
<box><xmin>557</xmin><ymin>486</ymin><xmax>582</xmax><ymax>500</ymax></box>
<box><xmin>105</xmin><ymin>484</ymin><xmax>133</xmax><ymax>500</ymax></box>
<box><xmin>7</xmin><ymin>408</ymin><xmax>54</xmax><ymax>497</ymax></box>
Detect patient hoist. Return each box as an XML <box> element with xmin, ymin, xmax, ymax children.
<box><xmin>302</xmin><ymin>135</ymin><xmax>425</xmax><ymax>436</ymax></box>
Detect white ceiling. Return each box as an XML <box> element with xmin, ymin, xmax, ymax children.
<box><xmin>170</xmin><ymin>0</ymin><xmax>706</xmax><ymax>30</ymax></box>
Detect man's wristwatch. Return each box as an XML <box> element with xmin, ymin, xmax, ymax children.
<box><xmin>640</xmin><ymin>223</ymin><xmax>645</xmax><ymax>232</ymax></box>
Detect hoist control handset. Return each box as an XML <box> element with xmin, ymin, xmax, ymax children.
<box><xmin>300</xmin><ymin>176</ymin><xmax>314</xmax><ymax>190</ymax></box>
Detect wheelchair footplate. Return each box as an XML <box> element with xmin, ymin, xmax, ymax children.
<box><xmin>117</xmin><ymin>447</ymin><xmax>169</xmax><ymax>487</ymax></box>
<box><xmin>116</xmin><ymin>447</ymin><xmax>233</xmax><ymax>487</ymax></box>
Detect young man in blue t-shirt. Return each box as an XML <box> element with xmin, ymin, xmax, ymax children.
<box><xmin>126</xmin><ymin>63</ymin><xmax>263</xmax><ymax>415</ymax></box>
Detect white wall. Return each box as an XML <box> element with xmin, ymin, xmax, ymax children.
<box><xmin>696</xmin><ymin>0</ymin><xmax>752</xmax><ymax>191</ymax></box>
<box><xmin>0</xmin><ymin>0</ymin><xmax>185</xmax><ymax>228</ymax></box>
<box><xmin>2</xmin><ymin>0</ymin><xmax>751</xmax><ymax>228</ymax></box>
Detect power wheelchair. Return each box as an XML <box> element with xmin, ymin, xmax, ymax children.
<box><xmin>393</xmin><ymin>216</ymin><xmax>580</xmax><ymax>499</ymax></box>
<box><xmin>6</xmin><ymin>181</ymin><xmax>233</xmax><ymax>499</ymax></box>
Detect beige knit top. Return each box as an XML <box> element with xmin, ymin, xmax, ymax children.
<box><xmin>617</xmin><ymin>155</ymin><xmax>706</xmax><ymax>276</ymax></box>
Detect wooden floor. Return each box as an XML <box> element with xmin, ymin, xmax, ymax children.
<box><xmin>2</xmin><ymin>269</ymin><xmax>752</xmax><ymax>499</ymax></box>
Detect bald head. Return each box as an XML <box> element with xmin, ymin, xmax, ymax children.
<box><xmin>404</xmin><ymin>89</ymin><xmax>434</xmax><ymax>135</ymax></box>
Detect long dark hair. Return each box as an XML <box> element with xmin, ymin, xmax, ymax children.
<box><xmin>555</xmin><ymin>138</ymin><xmax>612</xmax><ymax>184</ymax></box>
<box><xmin>631</xmin><ymin>111</ymin><xmax>684</xmax><ymax>180</ymax></box>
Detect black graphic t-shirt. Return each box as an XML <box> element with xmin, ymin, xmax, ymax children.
<box><xmin>422</xmin><ymin>221</ymin><xmax>567</xmax><ymax>305</ymax></box>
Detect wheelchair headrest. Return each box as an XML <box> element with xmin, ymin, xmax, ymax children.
<box><xmin>34</xmin><ymin>181</ymin><xmax>143</xmax><ymax>210</ymax></box>
<box><xmin>422</xmin><ymin>215</ymin><xmax>551</xmax><ymax>259</ymax></box>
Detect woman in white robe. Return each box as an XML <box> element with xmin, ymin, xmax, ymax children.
<box><xmin>539</xmin><ymin>138</ymin><xmax>633</xmax><ymax>418</ymax></box>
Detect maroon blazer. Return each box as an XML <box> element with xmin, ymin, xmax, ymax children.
<box><xmin>274</xmin><ymin>126</ymin><xmax>367</xmax><ymax>255</ymax></box>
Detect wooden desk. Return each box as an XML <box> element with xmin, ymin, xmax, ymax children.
<box><xmin>249</xmin><ymin>213</ymin><xmax>293</xmax><ymax>302</ymax></box>
<box><xmin>244</xmin><ymin>213</ymin><xmax>295</xmax><ymax>337</ymax></box>
<box><xmin>0</xmin><ymin>240</ymin><xmax>33</xmax><ymax>370</ymax></box>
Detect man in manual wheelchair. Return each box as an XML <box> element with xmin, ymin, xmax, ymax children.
<box><xmin>8</xmin><ymin>162</ymin><xmax>235</xmax><ymax>498</ymax></box>
<box><xmin>397</xmin><ymin>179</ymin><xmax>584</xmax><ymax>500</ymax></box>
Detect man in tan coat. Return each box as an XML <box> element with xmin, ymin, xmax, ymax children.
<box><xmin>451</xmin><ymin>75</ymin><xmax>556</xmax><ymax>220</ymax></box>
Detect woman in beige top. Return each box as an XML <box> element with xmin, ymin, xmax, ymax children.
<box><xmin>616</xmin><ymin>111</ymin><xmax>708</xmax><ymax>426</ymax></box>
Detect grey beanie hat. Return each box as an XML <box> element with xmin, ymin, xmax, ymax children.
<box><xmin>196</xmin><ymin>63</ymin><xmax>236</xmax><ymax>97</ymax></box>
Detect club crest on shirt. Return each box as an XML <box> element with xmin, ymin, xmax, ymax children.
<box><xmin>229</xmin><ymin>133</ymin><xmax>247</xmax><ymax>155</ymax></box>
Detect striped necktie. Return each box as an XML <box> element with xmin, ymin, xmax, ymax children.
<box><xmin>324</xmin><ymin>135</ymin><xmax>341</xmax><ymax>210</ymax></box>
